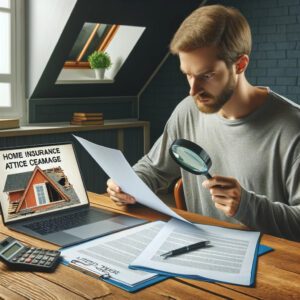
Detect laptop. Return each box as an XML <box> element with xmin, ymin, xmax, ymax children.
<box><xmin>0</xmin><ymin>142</ymin><xmax>146</xmax><ymax>247</ymax></box>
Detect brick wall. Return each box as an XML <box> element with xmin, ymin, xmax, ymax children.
<box><xmin>140</xmin><ymin>0</ymin><xmax>300</xmax><ymax>145</ymax></box>
<box><xmin>239</xmin><ymin>0</ymin><xmax>300</xmax><ymax>99</ymax></box>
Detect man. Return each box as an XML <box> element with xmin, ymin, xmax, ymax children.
<box><xmin>107</xmin><ymin>5</ymin><xmax>300</xmax><ymax>241</ymax></box>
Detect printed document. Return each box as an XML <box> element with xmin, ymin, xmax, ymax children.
<box><xmin>74</xmin><ymin>135</ymin><xmax>188</xmax><ymax>223</ymax></box>
<box><xmin>130</xmin><ymin>218</ymin><xmax>260</xmax><ymax>286</ymax></box>
<box><xmin>61</xmin><ymin>221</ymin><xmax>165</xmax><ymax>287</ymax></box>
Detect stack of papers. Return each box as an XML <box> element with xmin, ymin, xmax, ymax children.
<box><xmin>130</xmin><ymin>219</ymin><xmax>260</xmax><ymax>286</ymax></box>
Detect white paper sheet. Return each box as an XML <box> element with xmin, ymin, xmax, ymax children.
<box><xmin>61</xmin><ymin>221</ymin><xmax>165</xmax><ymax>286</ymax></box>
<box><xmin>131</xmin><ymin>218</ymin><xmax>260</xmax><ymax>285</ymax></box>
<box><xmin>74</xmin><ymin>135</ymin><xmax>189</xmax><ymax>223</ymax></box>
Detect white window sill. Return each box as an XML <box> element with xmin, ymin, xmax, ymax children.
<box><xmin>55</xmin><ymin>78</ymin><xmax>114</xmax><ymax>85</ymax></box>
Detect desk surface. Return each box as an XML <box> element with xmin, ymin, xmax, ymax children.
<box><xmin>0</xmin><ymin>192</ymin><xmax>299</xmax><ymax>299</ymax></box>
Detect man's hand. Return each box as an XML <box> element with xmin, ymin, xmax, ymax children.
<box><xmin>202</xmin><ymin>175</ymin><xmax>242</xmax><ymax>217</ymax></box>
<box><xmin>106</xmin><ymin>178</ymin><xmax>136</xmax><ymax>206</ymax></box>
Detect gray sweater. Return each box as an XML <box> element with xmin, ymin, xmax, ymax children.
<box><xmin>133</xmin><ymin>88</ymin><xmax>300</xmax><ymax>241</ymax></box>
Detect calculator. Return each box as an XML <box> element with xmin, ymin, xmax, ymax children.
<box><xmin>0</xmin><ymin>237</ymin><xmax>61</xmax><ymax>272</ymax></box>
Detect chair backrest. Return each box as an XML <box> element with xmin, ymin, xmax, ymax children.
<box><xmin>173</xmin><ymin>178</ymin><xmax>187</xmax><ymax>210</ymax></box>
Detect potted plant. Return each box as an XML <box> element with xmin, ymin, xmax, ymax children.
<box><xmin>88</xmin><ymin>50</ymin><xmax>112</xmax><ymax>80</ymax></box>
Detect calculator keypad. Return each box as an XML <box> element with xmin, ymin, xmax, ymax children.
<box><xmin>12</xmin><ymin>247</ymin><xmax>60</xmax><ymax>269</ymax></box>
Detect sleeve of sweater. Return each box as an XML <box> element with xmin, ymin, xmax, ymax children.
<box><xmin>133</xmin><ymin>119</ymin><xmax>181</xmax><ymax>193</ymax></box>
<box><xmin>234</xmin><ymin>157</ymin><xmax>300</xmax><ymax>242</ymax></box>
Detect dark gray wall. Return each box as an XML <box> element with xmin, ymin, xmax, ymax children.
<box><xmin>29</xmin><ymin>96</ymin><xmax>137</xmax><ymax>123</ymax></box>
<box><xmin>140</xmin><ymin>0</ymin><xmax>300</xmax><ymax>145</ymax></box>
<box><xmin>26</xmin><ymin>0</ymin><xmax>201</xmax><ymax>123</ymax></box>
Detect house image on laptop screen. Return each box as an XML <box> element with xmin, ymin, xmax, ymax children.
<box><xmin>3</xmin><ymin>165</ymin><xmax>80</xmax><ymax>220</ymax></box>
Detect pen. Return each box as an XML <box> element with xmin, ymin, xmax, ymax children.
<box><xmin>160</xmin><ymin>241</ymin><xmax>210</xmax><ymax>259</ymax></box>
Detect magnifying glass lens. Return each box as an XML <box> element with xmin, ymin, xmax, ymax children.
<box><xmin>172</xmin><ymin>145</ymin><xmax>208</xmax><ymax>173</ymax></box>
<box><xmin>169</xmin><ymin>139</ymin><xmax>212</xmax><ymax>178</ymax></box>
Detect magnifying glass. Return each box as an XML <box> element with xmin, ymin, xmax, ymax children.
<box><xmin>169</xmin><ymin>139</ymin><xmax>212</xmax><ymax>179</ymax></box>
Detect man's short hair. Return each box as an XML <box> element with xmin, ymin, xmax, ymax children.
<box><xmin>170</xmin><ymin>4</ymin><xmax>252</xmax><ymax>66</ymax></box>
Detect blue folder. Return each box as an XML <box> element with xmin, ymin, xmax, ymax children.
<box><xmin>129</xmin><ymin>243</ymin><xmax>273</xmax><ymax>288</ymax></box>
<box><xmin>258</xmin><ymin>244</ymin><xmax>273</xmax><ymax>256</ymax></box>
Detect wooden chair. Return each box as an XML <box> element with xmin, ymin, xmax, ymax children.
<box><xmin>173</xmin><ymin>178</ymin><xmax>187</xmax><ymax>211</ymax></box>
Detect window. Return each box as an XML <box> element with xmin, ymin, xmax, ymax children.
<box><xmin>56</xmin><ymin>23</ymin><xmax>145</xmax><ymax>84</ymax></box>
<box><xmin>0</xmin><ymin>1</ymin><xmax>11</xmax><ymax>107</ymax></box>
<box><xmin>34</xmin><ymin>183</ymin><xmax>50</xmax><ymax>205</ymax></box>
<box><xmin>64</xmin><ymin>23</ymin><xmax>120</xmax><ymax>69</ymax></box>
<box><xmin>0</xmin><ymin>0</ymin><xmax>25</xmax><ymax>120</ymax></box>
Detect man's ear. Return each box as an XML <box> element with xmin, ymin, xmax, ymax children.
<box><xmin>235</xmin><ymin>55</ymin><xmax>249</xmax><ymax>74</ymax></box>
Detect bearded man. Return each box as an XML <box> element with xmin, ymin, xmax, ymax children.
<box><xmin>107</xmin><ymin>5</ymin><xmax>300</xmax><ymax>242</ymax></box>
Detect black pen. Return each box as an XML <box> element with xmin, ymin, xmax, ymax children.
<box><xmin>160</xmin><ymin>241</ymin><xmax>210</xmax><ymax>259</ymax></box>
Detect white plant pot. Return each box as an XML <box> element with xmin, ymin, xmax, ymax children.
<box><xmin>94</xmin><ymin>68</ymin><xmax>105</xmax><ymax>80</ymax></box>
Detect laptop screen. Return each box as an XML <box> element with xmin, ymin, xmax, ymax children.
<box><xmin>0</xmin><ymin>143</ymin><xmax>89</xmax><ymax>224</ymax></box>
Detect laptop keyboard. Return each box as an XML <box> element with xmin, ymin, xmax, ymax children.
<box><xmin>24</xmin><ymin>210</ymin><xmax>92</xmax><ymax>235</ymax></box>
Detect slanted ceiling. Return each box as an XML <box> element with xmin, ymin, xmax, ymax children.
<box><xmin>26</xmin><ymin>0</ymin><xmax>202</xmax><ymax>99</ymax></box>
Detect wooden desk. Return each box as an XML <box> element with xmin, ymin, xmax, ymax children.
<box><xmin>0</xmin><ymin>192</ymin><xmax>299</xmax><ymax>299</ymax></box>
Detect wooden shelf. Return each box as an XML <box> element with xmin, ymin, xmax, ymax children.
<box><xmin>0</xmin><ymin>119</ymin><xmax>150</xmax><ymax>155</ymax></box>
<box><xmin>0</xmin><ymin>119</ymin><xmax>149</xmax><ymax>137</ymax></box>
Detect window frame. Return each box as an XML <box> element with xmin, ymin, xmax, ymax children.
<box><xmin>0</xmin><ymin>0</ymin><xmax>25</xmax><ymax>122</ymax></box>
<box><xmin>63</xmin><ymin>24</ymin><xmax>119</xmax><ymax>69</ymax></box>
<box><xmin>33</xmin><ymin>183</ymin><xmax>50</xmax><ymax>206</ymax></box>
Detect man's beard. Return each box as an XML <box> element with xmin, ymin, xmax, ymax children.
<box><xmin>193</xmin><ymin>72</ymin><xmax>236</xmax><ymax>114</ymax></box>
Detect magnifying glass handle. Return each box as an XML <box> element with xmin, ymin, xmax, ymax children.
<box><xmin>205</xmin><ymin>173</ymin><xmax>212</xmax><ymax>179</ymax></box>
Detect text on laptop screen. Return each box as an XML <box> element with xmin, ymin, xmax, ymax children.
<box><xmin>0</xmin><ymin>143</ymin><xmax>89</xmax><ymax>224</ymax></box>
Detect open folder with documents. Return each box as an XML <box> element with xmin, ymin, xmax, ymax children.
<box><xmin>61</xmin><ymin>218</ymin><xmax>269</xmax><ymax>289</ymax></box>
<box><xmin>130</xmin><ymin>218</ymin><xmax>261</xmax><ymax>286</ymax></box>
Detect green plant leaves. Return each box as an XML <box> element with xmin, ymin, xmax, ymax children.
<box><xmin>88</xmin><ymin>51</ymin><xmax>112</xmax><ymax>69</ymax></box>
